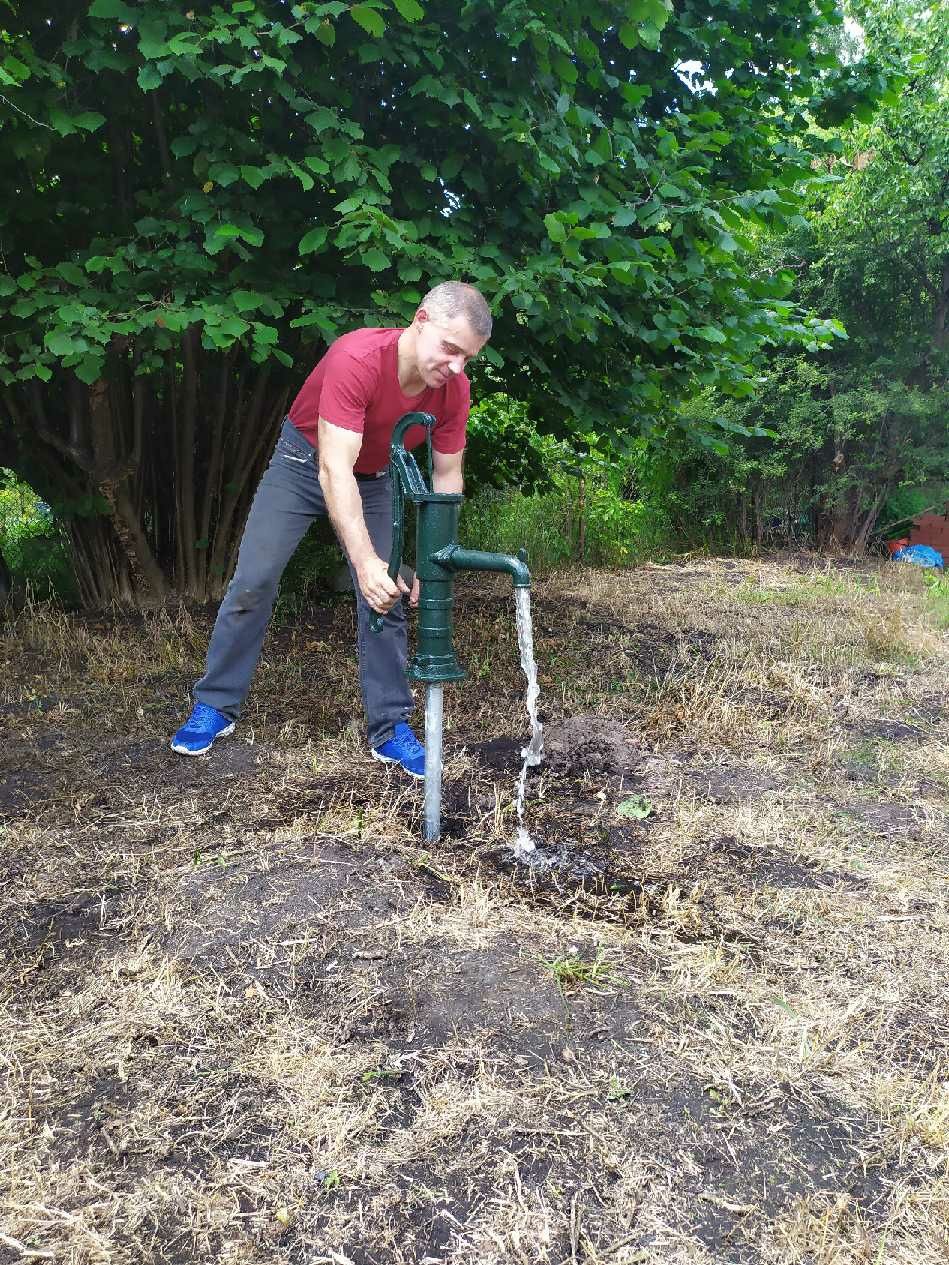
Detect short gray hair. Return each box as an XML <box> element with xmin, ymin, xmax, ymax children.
<box><xmin>420</xmin><ymin>281</ymin><xmax>493</xmax><ymax>339</ymax></box>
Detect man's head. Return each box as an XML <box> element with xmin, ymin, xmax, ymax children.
<box><xmin>408</xmin><ymin>281</ymin><xmax>492</xmax><ymax>390</ymax></box>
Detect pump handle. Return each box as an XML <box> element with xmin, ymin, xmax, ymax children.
<box><xmin>369</xmin><ymin>412</ymin><xmax>436</xmax><ymax>634</ymax></box>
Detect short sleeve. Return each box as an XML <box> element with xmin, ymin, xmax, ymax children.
<box><xmin>432</xmin><ymin>376</ymin><xmax>471</xmax><ymax>454</ymax></box>
<box><xmin>318</xmin><ymin>347</ymin><xmax>378</xmax><ymax>433</ymax></box>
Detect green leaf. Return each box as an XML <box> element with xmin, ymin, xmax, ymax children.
<box><xmin>315</xmin><ymin>21</ymin><xmax>336</xmax><ymax>45</ymax></box>
<box><xmin>360</xmin><ymin>247</ymin><xmax>390</xmax><ymax>271</ymax></box>
<box><xmin>299</xmin><ymin>226</ymin><xmax>329</xmax><ymax>255</ymax></box>
<box><xmin>392</xmin><ymin>0</ymin><xmax>424</xmax><ymax>19</ymax></box>
<box><xmin>696</xmin><ymin>325</ymin><xmax>727</xmax><ymax>343</ymax></box>
<box><xmin>334</xmin><ymin>194</ymin><xmax>365</xmax><ymax>215</ymax></box>
<box><xmin>232</xmin><ymin>290</ymin><xmax>263</xmax><ymax>312</ymax></box>
<box><xmin>240</xmin><ymin>166</ymin><xmax>266</xmax><ymax>189</ymax></box>
<box><xmin>618</xmin><ymin>23</ymin><xmax>638</xmax><ymax>49</ymax></box>
<box><xmin>305</xmin><ymin>106</ymin><xmax>337</xmax><ymax>133</ymax></box>
<box><xmin>638</xmin><ymin>21</ymin><xmax>662</xmax><ymax>49</ymax></box>
<box><xmin>350</xmin><ymin>4</ymin><xmax>385</xmax><ymax>37</ymax></box>
<box><xmin>88</xmin><ymin>0</ymin><xmax>135</xmax><ymax>17</ymax></box>
<box><xmin>544</xmin><ymin>213</ymin><xmax>567</xmax><ymax>243</ymax></box>
<box><xmin>617</xmin><ymin>796</ymin><xmax>652</xmax><ymax>820</ymax></box>
<box><xmin>552</xmin><ymin>54</ymin><xmax>577</xmax><ymax>85</ymax></box>
<box><xmin>1</xmin><ymin>56</ymin><xmax>30</xmax><ymax>83</ymax></box>
<box><xmin>45</xmin><ymin>330</ymin><xmax>77</xmax><ymax>357</ymax></box>
<box><xmin>56</xmin><ymin>263</ymin><xmax>86</xmax><ymax>286</ymax></box>
<box><xmin>49</xmin><ymin>109</ymin><xmax>77</xmax><ymax>136</ymax></box>
<box><xmin>209</xmin><ymin>163</ymin><xmax>241</xmax><ymax>187</ymax></box>
<box><xmin>137</xmin><ymin>64</ymin><xmax>163</xmax><ymax>91</ymax></box>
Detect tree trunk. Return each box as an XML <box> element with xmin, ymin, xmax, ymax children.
<box><xmin>1</xmin><ymin>341</ymin><xmax>293</xmax><ymax>607</ymax></box>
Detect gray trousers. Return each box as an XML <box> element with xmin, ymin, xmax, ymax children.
<box><xmin>194</xmin><ymin>419</ymin><xmax>413</xmax><ymax>749</ymax></box>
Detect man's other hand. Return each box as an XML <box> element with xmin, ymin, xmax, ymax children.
<box><xmin>357</xmin><ymin>555</ymin><xmax>408</xmax><ymax>614</ymax></box>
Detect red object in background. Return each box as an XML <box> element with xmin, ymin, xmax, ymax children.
<box><xmin>908</xmin><ymin>512</ymin><xmax>949</xmax><ymax>556</ymax></box>
<box><xmin>886</xmin><ymin>537</ymin><xmax>910</xmax><ymax>555</ymax></box>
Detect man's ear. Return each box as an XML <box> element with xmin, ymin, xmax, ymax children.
<box><xmin>415</xmin><ymin>307</ymin><xmax>430</xmax><ymax>327</ymax></box>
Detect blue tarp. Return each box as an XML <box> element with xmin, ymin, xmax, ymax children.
<box><xmin>892</xmin><ymin>544</ymin><xmax>944</xmax><ymax>569</ymax></box>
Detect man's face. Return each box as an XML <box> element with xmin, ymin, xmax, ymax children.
<box><xmin>412</xmin><ymin>310</ymin><xmax>487</xmax><ymax>389</ymax></box>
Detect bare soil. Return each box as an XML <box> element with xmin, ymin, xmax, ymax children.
<box><xmin>1</xmin><ymin>557</ymin><xmax>947</xmax><ymax>1264</ymax></box>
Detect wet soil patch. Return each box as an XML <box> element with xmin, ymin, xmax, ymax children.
<box><xmin>468</xmin><ymin>735</ymin><xmax>521</xmax><ymax>772</ymax></box>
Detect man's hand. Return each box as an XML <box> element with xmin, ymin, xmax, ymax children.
<box><xmin>410</xmin><ymin>574</ymin><xmax>420</xmax><ymax>607</ymax></box>
<box><xmin>357</xmin><ymin>555</ymin><xmax>409</xmax><ymax>615</ymax></box>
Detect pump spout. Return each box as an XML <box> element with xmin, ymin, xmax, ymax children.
<box><xmin>432</xmin><ymin>545</ymin><xmax>531</xmax><ymax>588</ymax></box>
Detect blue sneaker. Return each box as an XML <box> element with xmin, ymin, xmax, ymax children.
<box><xmin>372</xmin><ymin>722</ymin><xmax>425</xmax><ymax>779</ymax></box>
<box><xmin>171</xmin><ymin>703</ymin><xmax>235</xmax><ymax>756</ymax></box>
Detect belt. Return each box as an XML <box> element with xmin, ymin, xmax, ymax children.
<box><xmin>353</xmin><ymin>469</ymin><xmax>388</xmax><ymax>482</ymax></box>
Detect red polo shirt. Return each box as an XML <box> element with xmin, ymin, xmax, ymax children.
<box><xmin>288</xmin><ymin>327</ymin><xmax>470</xmax><ymax>474</ymax></box>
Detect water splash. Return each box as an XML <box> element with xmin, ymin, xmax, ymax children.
<box><xmin>513</xmin><ymin>587</ymin><xmax>544</xmax><ymax>859</ymax></box>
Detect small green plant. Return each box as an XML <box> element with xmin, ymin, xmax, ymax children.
<box><xmin>360</xmin><ymin>1065</ymin><xmax>402</xmax><ymax>1084</ymax></box>
<box><xmin>617</xmin><ymin>795</ymin><xmax>653</xmax><ymax>820</ymax></box>
<box><xmin>543</xmin><ymin>949</ymin><xmax>622</xmax><ymax>993</ymax></box>
<box><xmin>606</xmin><ymin>1075</ymin><xmax>635</xmax><ymax>1102</ymax></box>
<box><xmin>923</xmin><ymin>570</ymin><xmax>949</xmax><ymax>629</ymax></box>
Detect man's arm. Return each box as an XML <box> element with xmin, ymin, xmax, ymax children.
<box><xmin>432</xmin><ymin>447</ymin><xmax>464</xmax><ymax>495</ymax></box>
<box><xmin>317</xmin><ymin>417</ymin><xmax>405</xmax><ymax>614</ymax></box>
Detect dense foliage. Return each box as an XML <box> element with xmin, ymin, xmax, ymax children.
<box><xmin>0</xmin><ymin>0</ymin><xmax>868</xmax><ymax>602</ymax></box>
<box><xmin>653</xmin><ymin>0</ymin><xmax>948</xmax><ymax>552</ymax></box>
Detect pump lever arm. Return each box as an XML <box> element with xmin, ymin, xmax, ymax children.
<box><xmin>369</xmin><ymin>412</ymin><xmax>437</xmax><ymax>634</ymax></box>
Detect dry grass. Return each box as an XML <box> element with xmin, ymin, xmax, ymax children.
<box><xmin>1</xmin><ymin>553</ymin><xmax>947</xmax><ymax>1264</ymax></box>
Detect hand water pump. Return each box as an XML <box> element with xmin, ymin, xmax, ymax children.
<box><xmin>370</xmin><ymin>412</ymin><xmax>530</xmax><ymax>843</ymax></box>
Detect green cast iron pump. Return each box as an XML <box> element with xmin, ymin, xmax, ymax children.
<box><xmin>370</xmin><ymin>412</ymin><xmax>530</xmax><ymax>841</ymax></box>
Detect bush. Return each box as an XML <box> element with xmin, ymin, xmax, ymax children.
<box><xmin>0</xmin><ymin>470</ymin><xmax>76</xmax><ymax>602</ymax></box>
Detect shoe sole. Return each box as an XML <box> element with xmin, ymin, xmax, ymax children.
<box><xmin>371</xmin><ymin>749</ymin><xmax>424</xmax><ymax>780</ymax></box>
<box><xmin>171</xmin><ymin>722</ymin><xmax>235</xmax><ymax>756</ymax></box>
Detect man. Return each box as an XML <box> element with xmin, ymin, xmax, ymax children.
<box><xmin>171</xmin><ymin>281</ymin><xmax>492</xmax><ymax>777</ymax></box>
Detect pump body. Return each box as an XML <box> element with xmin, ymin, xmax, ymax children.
<box><xmin>370</xmin><ymin>412</ymin><xmax>530</xmax><ymax>682</ymax></box>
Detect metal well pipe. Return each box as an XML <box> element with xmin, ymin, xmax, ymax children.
<box><xmin>423</xmin><ymin>683</ymin><xmax>444</xmax><ymax>843</ymax></box>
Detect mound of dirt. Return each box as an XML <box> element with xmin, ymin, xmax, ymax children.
<box><xmin>543</xmin><ymin>715</ymin><xmax>641</xmax><ymax>774</ymax></box>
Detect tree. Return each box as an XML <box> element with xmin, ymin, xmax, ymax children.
<box><xmin>0</xmin><ymin>0</ymin><xmax>861</xmax><ymax>603</ymax></box>
<box><xmin>657</xmin><ymin>0</ymin><xmax>948</xmax><ymax>554</ymax></box>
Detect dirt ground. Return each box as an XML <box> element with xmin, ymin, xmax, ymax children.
<box><xmin>1</xmin><ymin>556</ymin><xmax>947</xmax><ymax>1265</ymax></box>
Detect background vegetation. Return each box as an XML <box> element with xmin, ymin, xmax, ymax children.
<box><xmin>0</xmin><ymin>0</ymin><xmax>945</xmax><ymax>605</ymax></box>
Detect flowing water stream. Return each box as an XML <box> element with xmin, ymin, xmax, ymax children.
<box><xmin>512</xmin><ymin>587</ymin><xmax>544</xmax><ymax>860</ymax></box>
